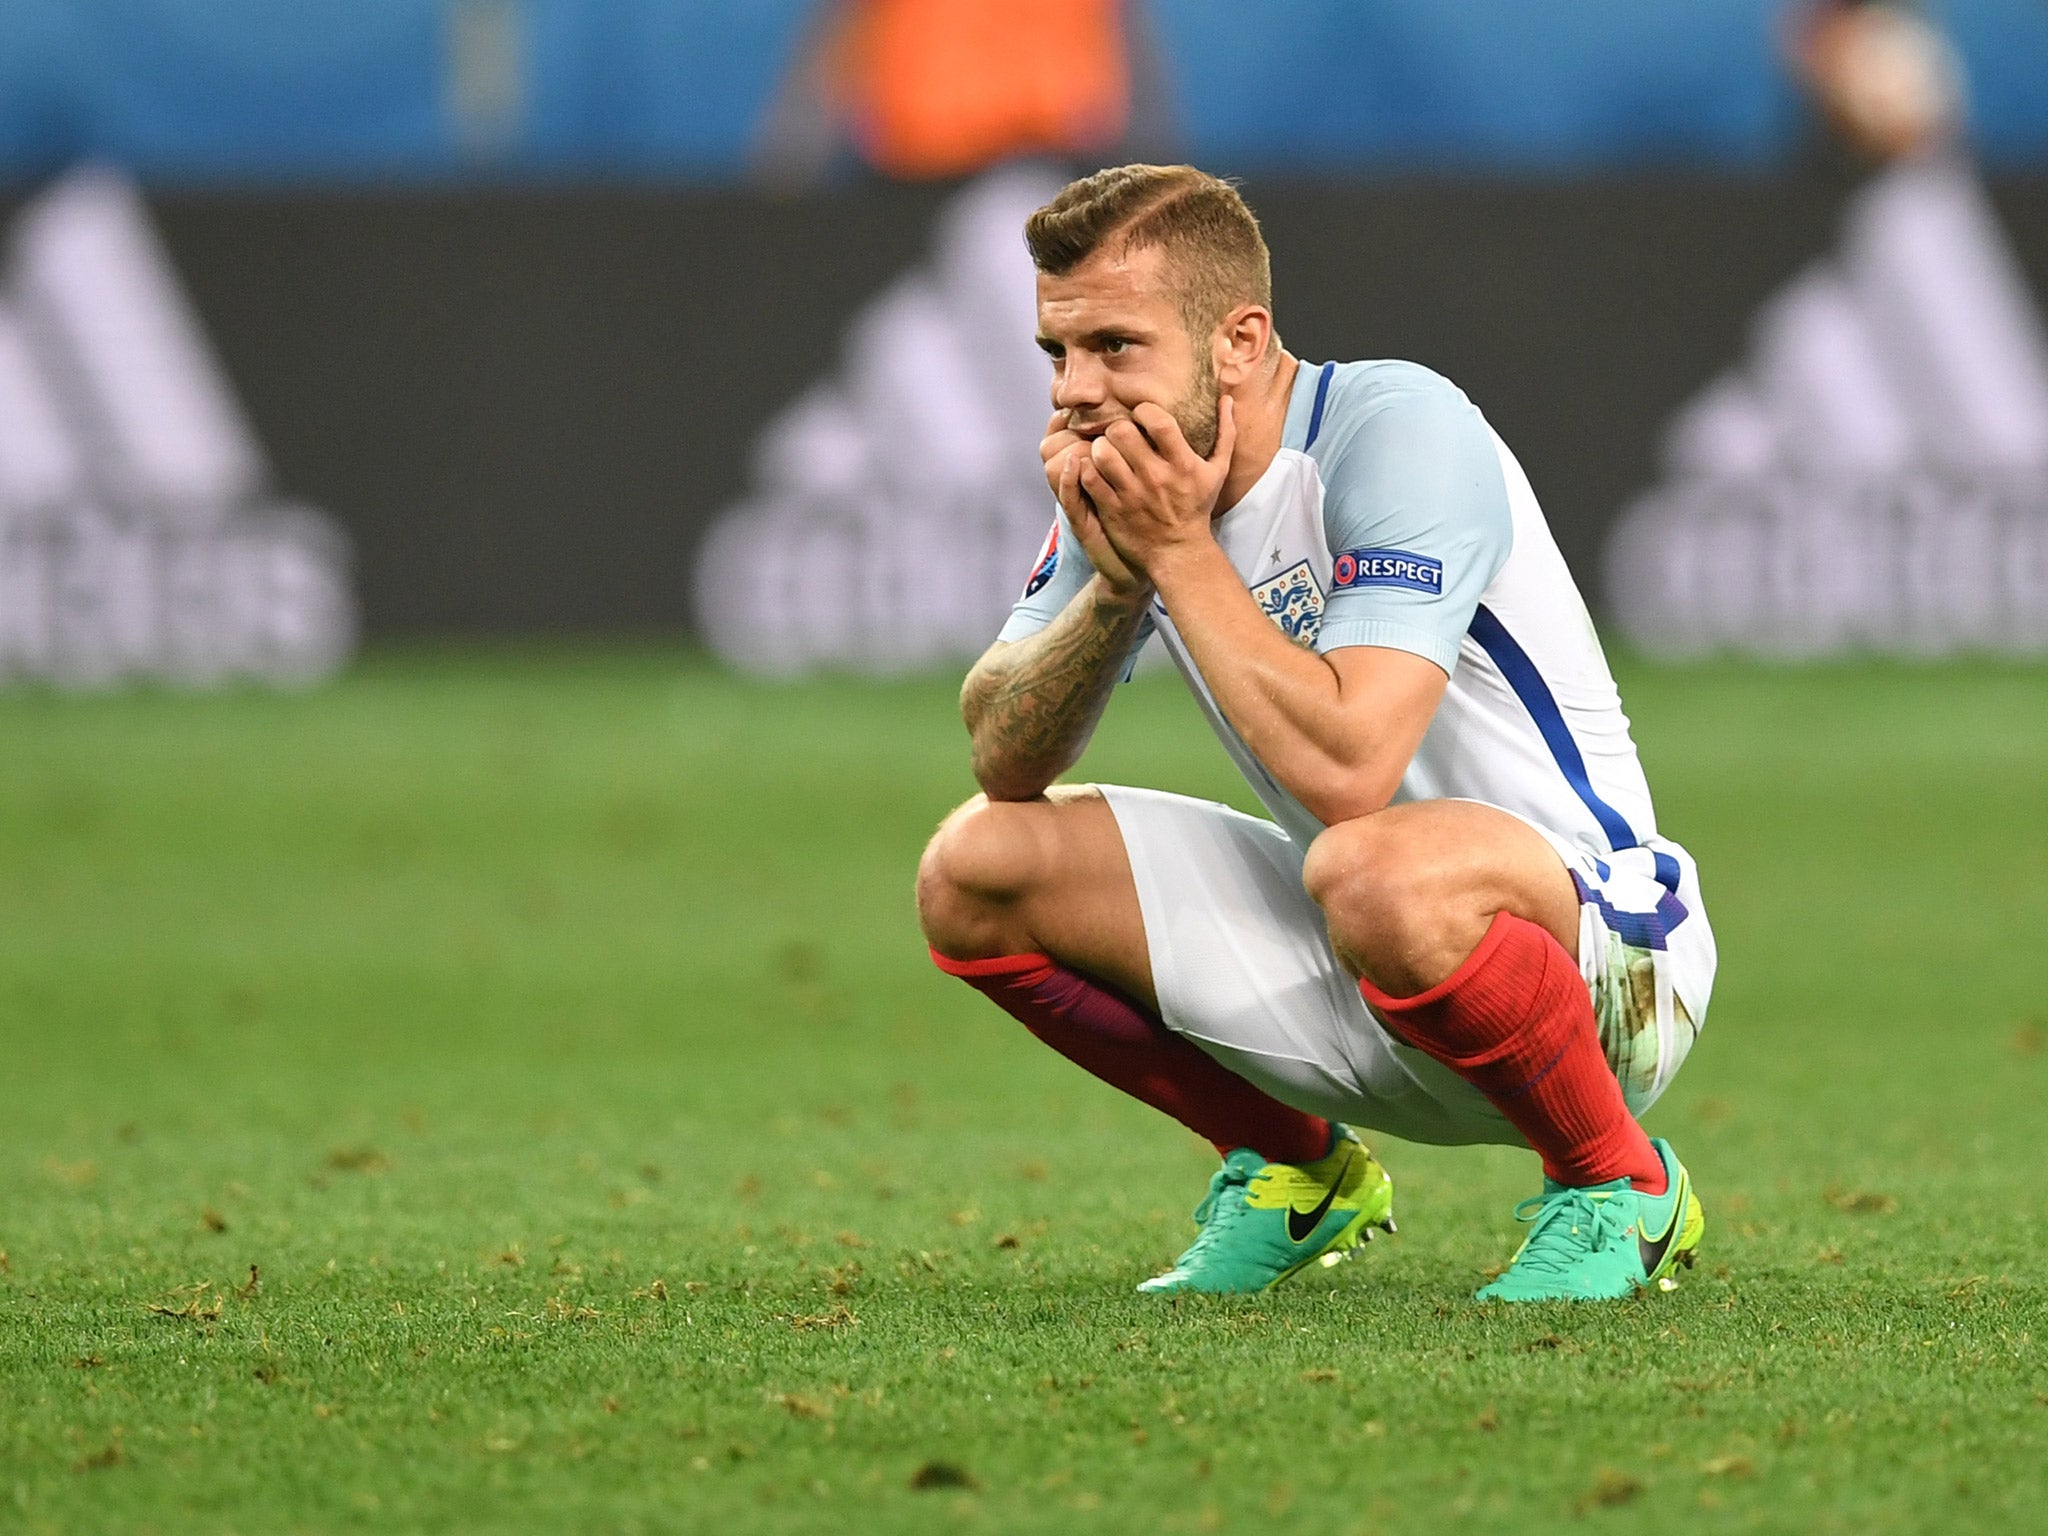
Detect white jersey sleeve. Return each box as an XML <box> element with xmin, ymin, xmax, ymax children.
<box><xmin>1305</xmin><ymin>363</ymin><xmax>1514</xmax><ymax>676</ymax></box>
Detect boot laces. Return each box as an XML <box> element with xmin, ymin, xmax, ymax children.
<box><xmin>1507</xmin><ymin>1189</ymin><xmax>1628</xmax><ymax>1277</ymax></box>
<box><xmin>1182</xmin><ymin>1160</ymin><xmax>1257</xmax><ymax>1257</ymax></box>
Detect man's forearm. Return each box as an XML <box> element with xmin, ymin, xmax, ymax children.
<box><xmin>961</xmin><ymin>578</ymin><xmax>1151</xmax><ymax>800</ymax></box>
<box><xmin>1151</xmin><ymin>542</ymin><xmax>1431</xmax><ymax>823</ymax></box>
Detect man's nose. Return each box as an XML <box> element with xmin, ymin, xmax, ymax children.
<box><xmin>1051</xmin><ymin>354</ymin><xmax>1104</xmax><ymax>410</ymax></box>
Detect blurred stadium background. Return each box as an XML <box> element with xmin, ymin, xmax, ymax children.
<box><xmin>3</xmin><ymin>4</ymin><xmax>2046</xmax><ymax>1531</ymax></box>
<box><xmin>2</xmin><ymin>0</ymin><xmax>2046</xmax><ymax>678</ymax></box>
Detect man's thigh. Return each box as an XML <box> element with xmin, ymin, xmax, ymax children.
<box><xmin>1097</xmin><ymin>785</ymin><xmax>1453</xmax><ymax>1131</ymax></box>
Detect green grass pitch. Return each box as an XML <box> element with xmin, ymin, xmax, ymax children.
<box><xmin>1</xmin><ymin>648</ymin><xmax>2044</xmax><ymax>1533</ymax></box>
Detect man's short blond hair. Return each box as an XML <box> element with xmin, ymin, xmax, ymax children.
<box><xmin>1024</xmin><ymin>164</ymin><xmax>1274</xmax><ymax>341</ymax></box>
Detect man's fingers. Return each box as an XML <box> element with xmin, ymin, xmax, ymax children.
<box><xmin>1061</xmin><ymin>462</ymin><xmax>1124</xmax><ymax>566</ymax></box>
<box><xmin>1041</xmin><ymin>421</ymin><xmax>1084</xmax><ymax>462</ymax></box>
<box><xmin>1128</xmin><ymin>402</ymin><xmax>1191</xmax><ymax>464</ymax></box>
<box><xmin>1041</xmin><ymin>436</ymin><xmax>1083</xmax><ymax>483</ymax></box>
<box><xmin>1078</xmin><ymin>454</ymin><xmax>1122</xmax><ymax>514</ymax></box>
<box><xmin>1104</xmin><ymin>417</ymin><xmax>1154</xmax><ymax>459</ymax></box>
<box><xmin>1043</xmin><ymin>440</ymin><xmax>1078</xmax><ymax>498</ymax></box>
<box><xmin>1056</xmin><ymin>447</ymin><xmax>1093</xmax><ymax>520</ymax></box>
<box><xmin>1088</xmin><ymin>434</ymin><xmax>1143</xmax><ymax>501</ymax></box>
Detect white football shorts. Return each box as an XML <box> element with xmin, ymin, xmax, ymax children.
<box><xmin>1097</xmin><ymin>783</ymin><xmax>1716</xmax><ymax>1149</ymax></box>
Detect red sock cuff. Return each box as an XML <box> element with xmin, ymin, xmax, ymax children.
<box><xmin>1355</xmin><ymin>910</ymin><xmax>1522</xmax><ymax>1014</ymax></box>
<box><xmin>927</xmin><ymin>946</ymin><xmax>1054</xmax><ymax>981</ymax></box>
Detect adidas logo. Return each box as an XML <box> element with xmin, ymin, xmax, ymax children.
<box><xmin>692</xmin><ymin>167</ymin><xmax>1068</xmax><ymax>674</ymax></box>
<box><xmin>1606</xmin><ymin>158</ymin><xmax>2048</xmax><ymax>658</ymax></box>
<box><xmin>0</xmin><ymin>168</ymin><xmax>355</xmax><ymax>688</ymax></box>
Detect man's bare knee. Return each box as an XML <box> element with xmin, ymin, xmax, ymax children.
<box><xmin>915</xmin><ymin>796</ymin><xmax>1047</xmax><ymax>958</ymax></box>
<box><xmin>1306</xmin><ymin>802</ymin><xmax>1579</xmax><ymax>995</ymax></box>
<box><xmin>1303</xmin><ymin>813</ymin><xmax>1447</xmax><ymax>975</ymax></box>
<box><xmin>1303</xmin><ymin>812</ymin><xmax>1445</xmax><ymax>929</ymax></box>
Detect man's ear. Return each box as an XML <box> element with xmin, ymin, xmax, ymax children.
<box><xmin>1213</xmin><ymin>304</ymin><xmax>1272</xmax><ymax>389</ymax></box>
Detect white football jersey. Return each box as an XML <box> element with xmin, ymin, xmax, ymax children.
<box><xmin>1001</xmin><ymin>359</ymin><xmax>1699</xmax><ymax>952</ymax></box>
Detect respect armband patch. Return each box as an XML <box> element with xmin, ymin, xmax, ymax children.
<box><xmin>1330</xmin><ymin>548</ymin><xmax>1443</xmax><ymax>595</ymax></box>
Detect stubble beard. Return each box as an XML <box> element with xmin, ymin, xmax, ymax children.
<box><xmin>1064</xmin><ymin>352</ymin><xmax>1221</xmax><ymax>457</ymax></box>
<box><xmin>1174</xmin><ymin>351</ymin><xmax>1221</xmax><ymax>459</ymax></box>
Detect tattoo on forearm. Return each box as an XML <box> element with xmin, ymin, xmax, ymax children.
<box><xmin>962</xmin><ymin>584</ymin><xmax>1149</xmax><ymax>797</ymax></box>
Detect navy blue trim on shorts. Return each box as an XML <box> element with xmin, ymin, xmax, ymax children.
<box><xmin>1570</xmin><ymin>871</ymin><xmax>1688</xmax><ymax>951</ymax></box>
<box><xmin>1651</xmin><ymin>850</ymin><xmax>1681</xmax><ymax>893</ymax></box>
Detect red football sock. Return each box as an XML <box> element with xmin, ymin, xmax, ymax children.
<box><xmin>930</xmin><ymin>948</ymin><xmax>1332</xmax><ymax>1165</ymax></box>
<box><xmin>1356</xmin><ymin>913</ymin><xmax>1665</xmax><ymax>1194</ymax></box>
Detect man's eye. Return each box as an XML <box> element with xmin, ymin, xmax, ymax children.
<box><xmin>1103</xmin><ymin>339</ymin><xmax>1128</xmax><ymax>355</ymax></box>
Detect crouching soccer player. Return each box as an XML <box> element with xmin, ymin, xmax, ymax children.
<box><xmin>915</xmin><ymin>165</ymin><xmax>1715</xmax><ymax>1302</ymax></box>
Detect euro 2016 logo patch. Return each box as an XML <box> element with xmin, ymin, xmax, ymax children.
<box><xmin>1251</xmin><ymin>559</ymin><xmax>1324</xmax><ymax>646</ymax></box>
<box><xmin>1331</xmin><ymin>548</ymin><xmax>1443</xmax><ymax>595</ymax></box>
<box><xmin>1022</xmin><ymin>521</ymin><xmax>1060</xmax><ymax>598</ymax></box>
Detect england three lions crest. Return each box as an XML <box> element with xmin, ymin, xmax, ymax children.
<box><xmin>1251</xmin><ymin>560</ymin><xmax>1324</xmax><ymax>646</ymax></box>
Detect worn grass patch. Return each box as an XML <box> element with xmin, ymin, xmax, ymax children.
<box><xmin>1</xmin><ymin>648</ymin><xmax>2044</xmax><ymax>1533</ymax></box>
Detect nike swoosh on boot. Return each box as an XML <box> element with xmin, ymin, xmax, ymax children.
<box><xmin>1286</xmin><ymin>1150</ymin><xmax>1354</xmax><ymax>1243</ymax></box>
<box><xmin>1635</xmin><ymin>1172</ymin><xmax>1687</xmax><ymax>1276</ymax></box>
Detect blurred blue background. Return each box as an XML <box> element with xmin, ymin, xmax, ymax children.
<box><xmin>2</xmin><ymin>0</ymin><xmax>2045</xmax><ymax>184</ymax></box>
<box><xmin>3</xmin><ymin>0</ymin><xmax>2045</xmax><ymax>662</ymax></box>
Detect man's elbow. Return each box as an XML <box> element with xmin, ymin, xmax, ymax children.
<box><xmin>977</xmin><ymin>779</ymin><xmax>1051</xmax><ymax>805</ymax></box>
<box><xmin>969</xmin><ymin>746</ymin><xmax>1061</xmax><ymax>804</ymax></box>
<box><xmin>1293</xmin><ymin>756</ymin><xmax>1404</xmax><ymax>828</ymax></box>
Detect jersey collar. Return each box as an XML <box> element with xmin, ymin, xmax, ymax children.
<box><xmin>1282</xmin><ymin>358</ymin><xmax>1341</xmax><ymax>455</ymax></box>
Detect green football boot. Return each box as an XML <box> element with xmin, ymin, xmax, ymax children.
<box><xmin>1137</xmin><ymin>1126</ymin><xmax>1395</xmax><ymax>1296</ymax></box>
<box><xmin>1474</xmin><ymin>1138</ymin><xmax>1704</xmax><ymax>1303</ymax></box>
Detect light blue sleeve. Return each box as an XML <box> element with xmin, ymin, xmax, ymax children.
<box><xmin>1308</xmin><ymin>365</ymin><xmax>1513</xmax><ymax>675</ymax></box>
<box><xmin>993</xmin><ymin>506</ymin><xmax>1156</xmax><ymax>678</ymax></box>
<box><xmin>995</xmin><ymin>508</ymin><xmax>1090</xmax><ymax>643</ymax></box>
